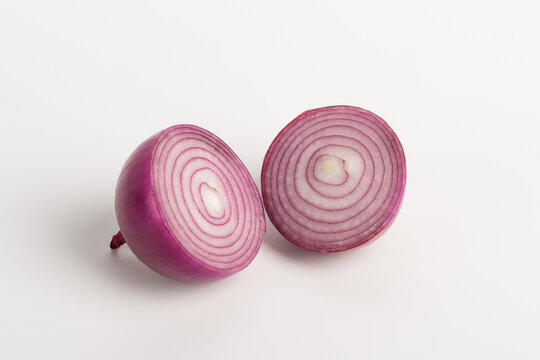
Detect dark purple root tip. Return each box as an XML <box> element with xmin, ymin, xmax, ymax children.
<box><xmin>110</xmin><ymin>231</ymin><xmax>126</xmax><ymax>249</ymax></box>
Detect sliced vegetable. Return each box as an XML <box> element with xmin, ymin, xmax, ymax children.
<box><xmin>113</xmin><ymin>125</ymin><xmax>265</xmax><ymax>282</ymax></box>
<box><xmin>262</xmin><ymin>106</ymin><xmax>406</xmax><ymax>253</ymax></box>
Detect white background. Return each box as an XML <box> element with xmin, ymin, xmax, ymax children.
<box><xmin>1</xmin><ymin>1</ymin><xmax>539</xmax><ymax>359</ymax></box>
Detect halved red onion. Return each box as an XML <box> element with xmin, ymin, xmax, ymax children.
<box><xmin>113</xmin><ymin>125</ymin><xmax>265</xmax><ymax>282</ymax></box>
<box><xmin>262</xmin><ymin>106</ymin><xmax>406</xmax><ymax>253</ymax></box>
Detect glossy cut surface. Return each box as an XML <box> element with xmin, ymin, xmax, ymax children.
<box><xmin>262</xmin><ymin>106</ymin><xmax>406</xmax><ymax>253</ymax></box>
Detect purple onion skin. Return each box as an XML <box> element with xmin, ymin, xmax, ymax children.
<box><xmin>262</xmin><ymin>105</ymin><xmax>406</xmax><ymax>253</ymax></box>
<box><xmin>114</xmin><ymin>126</ymin><xmax>264</xmax><ymax>282</ymax></box>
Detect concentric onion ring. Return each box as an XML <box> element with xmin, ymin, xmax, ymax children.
<box><xmin>114</xmin><ymin>125</ymin><xmax>265</xmax><ymax>282</ymax></box>
<box><xmin>261</xmin><ymin>106</ymin><xmax>406</xmax><ymax>253</ymax></box>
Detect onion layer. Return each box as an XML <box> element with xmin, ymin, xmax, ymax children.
<box><xmin>114</xmin><ymin>125</ymin><xmax>265</xmax><ymax>282</ymax></box>
<box><xmin>261</xmin><ymin>106</ymin><xmax>406</xmax><ymax>253</ymax></box>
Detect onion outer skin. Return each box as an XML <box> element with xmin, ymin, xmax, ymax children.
<box><xmin>115</xmin><ymin>125</ymin><xmax>265</xmax><ymax>282</ymax></box>
<box><xmin>261</xmin><ymin>105</ymin><xmax>406</xmax><ymax>253</ymax></box>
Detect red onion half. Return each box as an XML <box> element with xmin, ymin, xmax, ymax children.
<box><xmin>112</xmin><ymin>125</ymin><xmax>265</xmax><ymax>282</ymax></box>
<box><xmin>261</xmin><ymin>106</ymin><xmax>406</xmax><ymax>253</ymax></box>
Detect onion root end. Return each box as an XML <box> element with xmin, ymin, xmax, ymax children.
<box><xmin>110</xmin><ymin>231</ymin><xmax>126</xmax><ymax>249</ymax></box>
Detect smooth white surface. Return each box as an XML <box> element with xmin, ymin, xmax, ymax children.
<box><xmin>1</xmin><ymin>1</ymin><xmax>539</xmax><ymax>359</ymax></box>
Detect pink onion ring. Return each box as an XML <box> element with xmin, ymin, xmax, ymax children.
<box><xmin>261</xmin><ymin>106</ymin><xmax>406</xmax><ymax>253</ymax></box>
<box><xmin>112</xmin><ymin>125</ymin><xmax>265</xmax><ymax>282</ymax></box>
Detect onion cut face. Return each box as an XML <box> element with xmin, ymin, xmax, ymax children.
<box><xmin>261</xmin><ymin>106</ymin><xmax>406</xmax><ymax>253</ymax></box>
<box><xmin>113</xmin><ymin>125</ymin><xmax>265</xmax><ymax>282</ymax></box>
